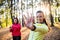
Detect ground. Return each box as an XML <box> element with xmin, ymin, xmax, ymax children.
<box><xmin>44</xmin><ymin>27</ymin><xmax>60</xmax><ymax>40</ymax></box>
<box><xmin>0</xmin><ymin>25</ymin><xmax>60</xmax><ymax>40</ymax></box>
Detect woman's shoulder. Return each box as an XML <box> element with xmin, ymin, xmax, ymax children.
<box><xmin>33</xmin><ymin>23</ymin><xmax>42</xmax><ymax>26</ymax></box>
<box><xmin>33</xmin><ymin>23</ymin><xmax>48</xmax><ymax>28</ymax></box>
<box><xmin>12</xmin><ymin>24</ymin><xmax>14</xmax><ymax>26</ymax></box>
<box><xmin>18</xmin><ymin>23</ymin><xmax>21</xmax><ymax>25</ymax></box>
<box><xmin>18</xmin><ymin>23</ymin><xmax>21</xmax><ymax>26</ymax></box>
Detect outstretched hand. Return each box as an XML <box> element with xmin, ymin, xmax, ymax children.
<box><xmin>23</xmin><ymin>15</ymin><xmax>35</xmax><ymax>30</ymax></box>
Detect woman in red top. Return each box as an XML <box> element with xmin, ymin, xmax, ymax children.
<box><xmin>10</xmin><ymin>18</ymin><xmax>21</xmax><ymax>40</ymax></box>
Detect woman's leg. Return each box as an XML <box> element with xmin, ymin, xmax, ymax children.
<box><xmin>16</xmin><ymin>36</ymin><xmax>21</xmax><ymax>40</ymax></box>
<box><xmin>20</xmin><ymin>36</ymin><xmax>21</xmax><ymax>40</ymax></box>
<box><xmin>13</xmin><ymin>36</ymin><xmax>16</xmax><ymax>40</ymax></box>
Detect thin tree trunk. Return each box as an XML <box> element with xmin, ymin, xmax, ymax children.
<box><xmin>10</xmin><ymin>0</ymin><xmax>13</xmax><ymax>23</ymax></box>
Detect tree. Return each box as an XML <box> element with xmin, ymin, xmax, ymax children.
<box><xmin>0</xmin><ymin>9</ymin><xmax>4</xmax><ymax>15</ymax></box>
<box><xmin>0</xmin><ymin>0</ymin><xmax>5</xmax><ymax>6</ymax></box>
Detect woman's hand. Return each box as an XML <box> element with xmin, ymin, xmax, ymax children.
<box><xmin>9</xmin><ymin>26</ymin><xmax>13</xmax><ymax>32</ymax></box>
<box><xmin>27</xmin><ymin>17</ymin><xmax>34</xmax><ymax>29</ymax></box>
<box><xmin>9</xmin><ymin>26</ymin><xmax>12</xmax><ymax>29</ymax></box>
<box><xmin>24</xmin><ymin>15</ymin><xmax>35</xmax><ymax>30</ymax></box>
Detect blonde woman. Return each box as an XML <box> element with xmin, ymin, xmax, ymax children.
<box><xmin>24</xmin><ymin>11</ymin><xmax>50</xmax><ymax>40</ymax></box>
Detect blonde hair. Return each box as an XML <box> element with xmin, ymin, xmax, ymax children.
<box><xmin>36</xmin><ymin>11</ymin><xmax>51</xmax><ymax>31</ymax></box>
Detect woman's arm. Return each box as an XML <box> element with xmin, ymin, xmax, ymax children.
<box><xmin>33</xmin><ymin>24</ymin><xmax>49</xmax><ymax>34</ymax></box>
<box><xmin>17</xmin><ymin>24</ymin><xmax>21</xmax><ymax>31</ymax></box>
<box><xmin>10</xmin><ymin>27</ymin><xmax>13</xmax><ymax>32</ymax></box>
<box><xmin>10</xmin><ymin>25</ymin><xmax>14</xmax><ymax>32</ymax></box>
<box><xmin>24</xmin><ymin>16</ymin><xmax>49</xmax><ymax>34</ymax></box>
<box><xmin>26</xmin><ymin>22</ymin><xmax>48</xmax><ymax>34</ymax></box>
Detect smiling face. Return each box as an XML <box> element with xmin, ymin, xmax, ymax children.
<box><xmin>14</xmin><ymin>19</ymin><xmax>17</xmax><ymax>24</ymax></box>
<box><xmin>36</xmin><ymin>12</ymin><xmax>44</xmax><ymax>23</ymax></box>
<box><xmin>13</xmin><ymin>18</ymin><xmax>18</xmax><ymax>24</ymax></box>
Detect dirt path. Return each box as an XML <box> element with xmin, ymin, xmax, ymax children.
<box><xmin>44</xmin><ymin>27</ymin><xmax>60</xmax><ymax>40</ymax></box>
<box><xmin>0</xmin><ymin>27</ymin><xmax>60</xmax><ymax>40</ymax></box>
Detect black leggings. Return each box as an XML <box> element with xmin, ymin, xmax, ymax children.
<box><xmin>13</xmin><ymin>36</ymin><xmax>21</xmax><ymax>40</ymax></box>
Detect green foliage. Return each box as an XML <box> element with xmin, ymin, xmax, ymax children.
<box><xmin>1</xmin><ymin>17</ymin><xmax>12</xmax><ymax>28</ymax></box>
<box><xmin>0</xmin><ymin>0</ymin><xmax>5</xmax><ymax>6</ymax></box>
<box><xmin>55</xmin><ymin>17</ymin><xmax>58</xmax><ymax>22</ymax></box>
<box><xmin>7</xmin><ymin>18</ymin><xmax>12</xmax><ymax>26</ymax></box>
<box><xmin>1</xmin><ymin>16</ymin><xmax>6</xmax><ymax>28</ymax></box>
<box><xmin>0</xmin><ymin>9</ymin><xmax>4</xmax><ymax>15</ymax></box>
<box><xmin>1</xmin><ymin>21</ymin><xmax>6</xmax><ymax>28</ymax></box>
<box><xmin>0</xmin><ymin>8</ymin><xmax>12</xmax><ymax>28</ymax></box>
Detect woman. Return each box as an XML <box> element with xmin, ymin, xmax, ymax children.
<box><xmin>25</xmin><ymin>11</ymin><xmax>50</xmax><ymax>40</ymax></box>
<box><xmin>10</xmin><ymin>18</ymin><xmax>21</xmax><ymax>40</ymax></box>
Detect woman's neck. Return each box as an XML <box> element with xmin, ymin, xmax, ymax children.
<box><xmin>13</xmin><ymin>23</ymin><xmax>18</xmax><ymax>24</ymax></box>
<box><xmin>37</xmin><ymin>22</ymin><xmax>44</xmax><ymax>24</ymax></box>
